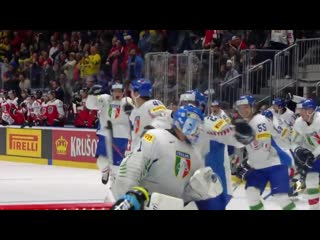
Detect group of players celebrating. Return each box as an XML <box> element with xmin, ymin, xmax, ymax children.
<box><xmin>4</xmin><ymin>78</ymin><xmax>318</xmax><ymax>210</ymax></box>
<box><xmin>84</xmin><ymin>79</ymin><xmax>320</xmax><ymax>210</ymax></box>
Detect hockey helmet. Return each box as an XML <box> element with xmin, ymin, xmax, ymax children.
<box><xmin>173</xmin><ymin>104</ymin><xmax>204</xmax><ymax>144</ymax></box>
<box><xmin>131</xmin><ymin>79</ymin><xmax>152</xmax><ymax>97</ymax></box>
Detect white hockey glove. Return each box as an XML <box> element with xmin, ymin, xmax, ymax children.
<box><xmin>184</xmin><ymin>167</ymin><xmax>223</xmax><ymax>202</ymax></box>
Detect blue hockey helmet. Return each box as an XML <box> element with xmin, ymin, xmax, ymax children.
<box><xmin>261</xmin><ymin>110</ymin><xmax>273</xmax><ymax>120</ymax></box>
<box><xmin>179</xmin><ymin>89</ymin><xmax>207</xmax><ymax>110</ymax></box>
<box><xmin>236</xmin><ymin>95</ymin><xmax>255</xmax><ymax>107</ymax></box>
<box><xmin>131</xmin><ymin>79</ymin><xmax>152</xmax><ymax>97</ymax></box>
<box><xmin>301</xmin><ymin>99</ymin><xmax>316</xmax><ymax>110</ymax></box>
<box><xmin>173</xmin><ymin>104</ymin><xmax>204</xmax><ymax>144</ymax></box>
<box><xmin>272</xmin><ymin>98</ymin><xmax>286</xmax><ymax>108</ymax></box>
<box><xmin>211</xmin><ymin>99</ymin><xmax>220</xmax><ymax>107</ymax></box>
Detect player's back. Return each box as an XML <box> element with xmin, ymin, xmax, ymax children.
<box><xmin>130</xmin><ymin>99</ymin><xmax>166</xmax><ymax>150</ymax></box>
<box><xmin>139</xmin><ymin>129</ymin><xmax>203</xmax><ymax>200</ymax></box>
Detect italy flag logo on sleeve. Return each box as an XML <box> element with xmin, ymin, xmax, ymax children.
<box><xmin>175</xmin><ymin>151</ymin><xmax>191</xmax><ymax>178</ymax></box>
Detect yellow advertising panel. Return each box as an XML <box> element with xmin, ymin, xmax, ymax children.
<box><xmin>6</xmin><ymin>129</ymin><xmax>42</xmax><ymax>158</ymax></box>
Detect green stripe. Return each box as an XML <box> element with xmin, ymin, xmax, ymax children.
<box><xmin>283</xmin><ymin>202</ymin><xmax>296</xmax><ymax>210</ymax></box>
<box><xmin>250</xmin><ymin>201</ymin><xmax>264</xmax><ymax>210</ymax></box>
<box><xmin>307</xmin><ymin>188</ymin><xmax>319</xmax><ymax>195</ymax></box>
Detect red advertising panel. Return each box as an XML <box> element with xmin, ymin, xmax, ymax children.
<box><xmin>52</xmin><ymin>130</ymin><xmax>98</xmax><ymax>163</ymax></box>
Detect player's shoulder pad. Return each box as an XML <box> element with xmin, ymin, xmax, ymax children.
<box><xmin>204</xmin><ymin>116</ymin><xmax>230</xmax><ymax>133</ymax></box>
<box><xmin>252</xmin><ymin>114</ymin><xmax>272</xmax><ymax>140</ymax></box>
<box><xmin>141</xmin><ymin>129</ymin><xmax>159</xmax><ymax>144</ymax></box>
<box><xmin>147</xmin><ymin>99</ymin><xmax>167</xmax><ymax>115</ymax></box>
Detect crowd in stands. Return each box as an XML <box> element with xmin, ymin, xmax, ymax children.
<box><xmin>0</xmin><ymin>30</ymin><xmax>318</xmax><ymax>127</ymax></box>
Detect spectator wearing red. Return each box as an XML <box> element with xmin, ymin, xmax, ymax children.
<box><xmin>231</xmin><ymin>35</ymin><xmax>247</xmax><ymax>51</ymax></box>
<box><xmin>203</xmin><ymin>30</ymin><xmax>219</xmax><ymax>49</ymax></box>
<box><xmin>121</xmin><ymin>35</ymin><xmax>138</xmax><ymax>79</ymax></box>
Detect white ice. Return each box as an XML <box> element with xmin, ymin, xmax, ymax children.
<box><xmin>0</xmin><ymin>161</ymin><xmax>311</xmax><ymax>209</ymax></box>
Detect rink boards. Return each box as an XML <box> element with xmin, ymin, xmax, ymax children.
<box><xmin>0</xmin><ymin>126</ymin><xmax>99</xmax><ymax>169</ymax></box>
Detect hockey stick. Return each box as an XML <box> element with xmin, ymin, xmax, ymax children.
<box><xmin>106</xmin><ymin>120</ymin><xmax>126</xmax><ymax>159</ymax></box>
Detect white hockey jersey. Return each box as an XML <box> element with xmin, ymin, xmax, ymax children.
<box><xmin>112</xmin><ymin>128</ymin><xmax>204</xmax><ymax>203</ymax></box>
<box><xmin>129</xmin><ymin>99</ymin><xmax>167</xmax><ymax>151</ymax></box>
<box><xmin>279</xmin><ymin>108</ymin><xmax>296</xmax><ymax>127</ymax></box>
<box><xmin>48</xmin><ymin>99</ymin><xmax>65</xmax><ymax>118</ymax></box>
<box><xmin>86</xmin><ymin>94</ymin><xmax>133</xmax><ymax>139</ymax></box>
<box><xmin>292</xmin><ymin>112</ymin><xmax>320</xmax><ymax>157</ymax></box>
<box><xmin>245</xmin><ymin>114</ymin><xmax>292</xmax><ymax>169</ymax></box>
<box><xmin>211</xmin><ymin>109</ymin><xmax>231</xmax><ymax>124</ymax></box>
<box><xmin>272</xmin><ymin>117</ymin><xmax>292</xmax><ymax>149</ymax></box>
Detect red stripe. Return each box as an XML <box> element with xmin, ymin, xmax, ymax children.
<box><xmin>308</xmin><ymin>198</ymin><xmax>319</xmax><ymax>205</ymax></box>
<box><xmin>289</xmin><ymin>168</ymin><xmax>295</xmax><ymax>178</ymax></box>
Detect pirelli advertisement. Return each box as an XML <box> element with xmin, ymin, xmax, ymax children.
<box><xmin>6</xmin><ymin>128</ymin><xmax>42</xmax><ymax>158</ymax></box>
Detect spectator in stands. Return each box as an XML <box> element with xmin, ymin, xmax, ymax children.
<box><xmin>96</xmin><ymin>70</ymin><xmax>110</xmax><ymax>93</ymax></box>
<box><xmin>61</xmin><ymin>52</ymin><xmax>76</xmax><ymax>81</ymax></box>
<box><xmin>85</xmin><ymin>46</ymin><xmax>101</xmax><ymax>81</ymax></box>
<box><xmin>29</xmin><ymin>52</ymin><xmax>42</xmax><ymax>88</ymax></box>
<box><xmin>203</xmin><ymin>30</ymin><xmax>220</xmax><ymax>49</ymax></box>
<box><xmin>224</xmin><ymin>59</ymin><xmax>239</xmax><ymax>81</ymax></box>
<box><xmin>50</xmin><ymin>79</ymin><xmax>64</xmax><ymax>102</ymax></box>
<box><xmin>19</xmin><ymin>42</ymin><xmax>30</xmax><ymax>61</ymax></box>
<box><xmin>0</xmin><ymin>57</ymin><xmax>9</xmax><ymax>80</ymax></box>
<box><xmin>138</xmin><ymin>30</ymin><xmax>155</xmax><ymax>57</ymax></box>
<box><xmin>0</xmin><ymin>37</ymin><xmax>10</xmax><ymax>60</ymax></box>
<box><xmin>49</xmin><ymin>38</ymin><xmax>59</xmax><ymax>61</ymax></box>
<box><xmin>127</xmin><ymin>48</ymin><xmax>144</xmax><ymax>82</ymax></box>
<box><xmin>231</xmin><ymin>35</ymin><xmax>247</xmax><ymax>51</ymax></box>
<box><xmin>3</xmin><ymin>63</ymin><xmax>19</xmax><ymax>91</ymax></box>
<box><xmin>85</xmin><ymin>76</ymin><xmax>95</xmax><ymax>90</ymax></box>
<box><xmin>18</xmin><ymin>73</ymin><xmax>31</xmax><ymax>92</ymax></box>
<box><xmin>266</xmin><ymin>30</ymin><xmax>294</xmax><ymax>50</ymax></box>
<box><xmin>219</xmin><ymin>30</ymin><xmax>233</xmax><ymax>47</ymax></box>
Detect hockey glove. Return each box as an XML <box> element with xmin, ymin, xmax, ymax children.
<box><xmin>294</xmin><ymin>147</ymin><xmax>315</xmax><ymax>170</ymax></box>
<box><xmin>234</xmin><ymin>120</ymin><xmax>255</xmax><ymax>145</ymax></box>
<box><xmin>111</xmin><ymin>187</ymin><xmax>149</xmax><ymax>210</ymax></box>
<box><xmin>87</xmin><ymin>85</ymin><xmax>103</xmax><ymax>95</ymax></box>
<box><xmin>235</xmin><ymin>161</ymin><xmax>253</xmax><ymax>181</ymax></box>
<box><xmin>123</xmin><ymin>103</ymin><xmax>134</xmax><ymax>115</ymax></box>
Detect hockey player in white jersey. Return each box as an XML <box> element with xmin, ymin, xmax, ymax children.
<box><xmin>128</xmin><ymin>79</ymin><xmax>167</xmax><ymax>152</ymax></box>
<box><xmin>111</xmin><ymin>104</ymin><xmax>224</xmax><ymax>210</ymax></box>
<box><xmin>272</xmin><ymin>98</ymin><xmax>296</xmax><ymax>126</ymax></box>
<box><xmin>291</xmin><ymin>99</ymin><xmax>320</xmax><ymax>209</ymax></box>
<box><xmin>210</xmin><ymin>100</ymin><xmax>231</xmax><ymax>124</ymax></box>
<box><xmin>235</xmin><ymin>95</ymin><xmax>296</xmax><ymax>210</ymax></box>
<box><xmin>86</xmin><ymin>83</ymin><xmax>134</xmax><ymax>187</ymax></box>
<box><xmin>261</xmin><ymin>109</ymin><xmax>299</xmax><ymax>197</ymax></box>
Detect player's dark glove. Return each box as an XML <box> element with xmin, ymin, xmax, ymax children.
<box><xmin>234</xmin><ymin>120</ymin><xmax>255</xmax><ymax>145</ymax></box>
<box><xmin>111</xmin><ymin>187</ymin><xmax>149</xmax><ymax>210</ymax></box>
<box><xmin>235</xmin><ymin>161</ymin><xmax>254</xmax><ymax>181</ymax></box>
<box><xmin>123</xmin><ymin>104</ymin><xmax>134</xmax><ymax>115</ymax></box>
<box><xmin>294</xmin><ymin>147</ymin><xmax>315</xmax><ymax>170</ymax></box>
